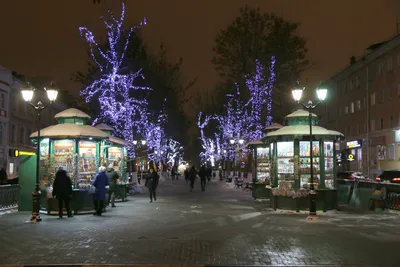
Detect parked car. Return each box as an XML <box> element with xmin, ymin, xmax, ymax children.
<box><xmin>376</xmin><ymin>170</ymin><xmax>400</xmax><ymax>183</ymax></box>
<box><xmin>337</xmin><ymin>171</ymin><xmax>367</xmax><ymax>180</ymax></box>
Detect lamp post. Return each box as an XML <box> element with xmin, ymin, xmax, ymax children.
<box><xmin>229</xmin><ymin>138</ymin><xmax>244</xmax><ymax>176</ymax></box>
<box><xmin>292</xmin><ymin>83</ymin><xmax>327</xmax><ymax>216</ymax></box>
<box><xmin>21</xmin><ymin>84</ymin><xmax>58</xmax><ymax>222</ymax></box>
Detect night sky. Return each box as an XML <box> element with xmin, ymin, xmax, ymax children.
<box><xmin>1</xmin><ymin>0</ymin><xmax>399</xmax><ymax>109</ymax></box>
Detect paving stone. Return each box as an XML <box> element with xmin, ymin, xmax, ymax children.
<box><xmin>0</xmin><ymin>178</ymin><xmax>399</xmax><ymax>266</ymax></box>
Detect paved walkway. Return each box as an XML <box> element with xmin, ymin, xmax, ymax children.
<box><xmin>0</xmin><ymin>178</ymin><xmax>399</xmax><ymax>266</ymax></box>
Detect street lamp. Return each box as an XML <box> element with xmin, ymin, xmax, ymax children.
<box><xmin>21</xmin><ymin>83</ymin><xmax>58</xmax><ymax>222</ymax></box>
<box><xmin>292</xmin><ymin>83</ymin><xmax>327</xmax><ymax>216</ymax></box>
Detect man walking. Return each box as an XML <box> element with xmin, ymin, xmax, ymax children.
<box><xmin>52</xmin><ymin>167</ymin><xmax>73</xmax><ymax>218</ymax></box>
<box><xmin>106</xmin><ymin>163</ymin><xmax>119</xmax><ymax>208</ymax></box>
<box><xmin>188</xmin><ymin>165</ymin><xmax>197</xmax><ymax>192</ymax></box>
<box><xmin>199</xmin><ymin>165</ymin><xmax>207</xmax><ymax>192</ymax></box>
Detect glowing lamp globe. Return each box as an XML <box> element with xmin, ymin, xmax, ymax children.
<box><xmin>21</xmin><ymin>89</ymin><xmax>34</xmax><ymax>102</ymax></box>
<box><xmin>292</xmin><ymin>88</ymin><xmax>304</xmax><ymax>102</ymax></box>
<box><xmin>316</xmin><ymin>87</ymin><xmax>328</xmax><ymax>101</ymax></box>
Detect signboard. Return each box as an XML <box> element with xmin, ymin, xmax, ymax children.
<box><xmin>54</xmin><ymin>140</ymin><xmax>74</xmax><ymax>149</ymax></box>
<box><xmin>347</xmin><ymin>153</ymin><xmax>355</xmax><ymax>161</ymax></box>
<box><xmin>346</xmin><ymin>140</ymin><xmax>362</xmax><ymax>149</ymax></box>
<box><xmin>79</xmin><ymin>142</ymin><xmax>96</xmax><ymax>149</ymax></box>
<box><xmin>395</xmin><ymin>130</ymin><xmax>400</xmax><ymax>143</ymax></box>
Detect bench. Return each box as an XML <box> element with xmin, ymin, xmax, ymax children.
<box><xmin>234</xmin><ymin>178</ymin><xmax>244</xmax><ymax>188</ymax></box>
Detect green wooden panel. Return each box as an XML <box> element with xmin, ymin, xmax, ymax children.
<box><xmin>18</xmin><ymin>155</ymin><xmax>37</xmax><ymax>211</ymax></box>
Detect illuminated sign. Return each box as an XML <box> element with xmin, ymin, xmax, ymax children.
<box><xmin>19</xmin><ymin>151</ymin><xmax>36</xmax><ymax>156</ymax></box>
<box><xmin>54</xmin><ymin>140</ymin><xmax>74</xmax><ymax>149</ymax></box>
<box><xmin>348</xmin><ymin>153</ymin><xmax>355</xmax><ymax>161</ymax></box>
<box><xmin>346</xmin><ymin>140</ymin><xmax>362</xmax><ymax>149</ymax></box>
<box><xmin>79</xmin><ymin>142</ymin><xmax>96</xmax><ymax>149</ymax></box>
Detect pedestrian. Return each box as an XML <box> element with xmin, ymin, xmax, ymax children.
<box><xmin>188</xmin><ymin>165</ymin><xmax>197</xmax><ymax>192</ymax></box>
<box><xmin>106</xmin><ymin>163</ymin><xmax>119</xmax><ymax>208</ymax></box>
<box><xmin>171</xmin><ymin>167</ymin><xmax>176</xmax><ymax>180</ymax></box>
<box><xmin>146</xmin><ymin>168</ymin><xmax>159</xmax><ymax>202</ymax></box>
<box><xmin>199</xmin><ymin>165</ymin><xmax>207</xmax><ymax>192</ymax></box>
<box><xmin>184</xmin><ymin>168</ymin><xmax>189</xmax><ymax>183</ymax></box>
<box><xmin>52</xmin><ymin>166</ymin><xmax>73</xmax><ymax>218</ymax></box>
<box><xmin>92</xmin><ymin>166</ymin><xmax>109</xmax><ymax>216</ymax></box>
<box><xmin>206</xmin><ymin>166</ymin><xmax>212</xmax><ymax>182</ymax></box>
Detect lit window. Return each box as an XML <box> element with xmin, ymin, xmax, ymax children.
<box><xmin>387</xmin><ymin>57</ymin><xmax>393</xmax><ymax>71</ymax></box>
<box><xmin>344</xmin><ymin>106</ymin><xmax>349</xmax><ymax>114</ymax></box>
<box><xmin>371</xmin><ymin>93</ymin><xmax>376</xmax><ymax>105</ymax></box>
<box><xmin>350</xmin><ymin>102</ymin><xmax>354</xmax><ymax>113</ymax></box>
<box><xmin>356</xmin><ymin>100</ymin><xmax>361</xmax><ymax>110</ymax></box>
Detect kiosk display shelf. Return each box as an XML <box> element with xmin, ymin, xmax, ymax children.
<box><xmin>276</xmin><ymin>142</ymin><xmax>295</xmax><ymax>188</ymax></box>
<box><xmin>78</xmin><ymin>141</ymin><xmax>97</xmax><ymax>189</ymax></box>
<box><xmin>324</xmin><ymin>142</ymin><xmax>334</xmax><ymax>188</ymax></box>
<box><xmin>256</xmin><ymin>147</ymin><xmax>270</xmax><ymax>183</ymax></box>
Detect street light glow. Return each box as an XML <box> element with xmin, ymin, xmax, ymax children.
<box><xmin>238</xmin><ymin>139</ymin><xmax>244</xmax><ymax>145</ymax></box>
<box><xmin>21</xmin><ymin>89</ymin><xmax>34</xmax><ymax>102</ymax></box>
<box><xmin>291</xmin><ymin>88</ymin><xmax>304</xmax><ymax>102</ymax></box>
<box><xmin>45</xmin><ymin>88</ymin><xmax>58</xmax><ymax>102</ymax></box>
<box><xmin>133</xmin><ymin>140</ymin><xmax>138</xmax><ymax>145</ymax></box>
<box><xmin>229</xmin><ymin>139</ymin><xmax>235</xmax><ymax>144</ymax></box>
<box><xmin>316</xmin><ymin>87</ymin><xmax>328</xmax><ymax>101</ymax></box>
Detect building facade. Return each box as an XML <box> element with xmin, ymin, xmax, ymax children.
<box><xmin>8</xmin><ymin>77</ymin><xmax>66</xmax><ymax>179</ymax></box>
<box><xmin>320</xmin><ymin>35</ymin><xmax>400</xmax><ymax>178</ymax></box>
<box><xmin>0</xmin><ymin>66</ymin><xmax>11</xmax><ymax>170</ymax></box>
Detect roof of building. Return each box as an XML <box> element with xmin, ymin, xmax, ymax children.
<box><xmin>30</xmin><ymin>124</ymin><xmax>109</xmax><ymax>139</ymax></box>
<box><xmin>286</xmin><ymin>109</ymin><xmax>317</xmax><ymax>118</ymax></box>
<box><xmin>95</xmin><ymin>123</ymin><xmax>113</xmax><ymax>131</ymax></box>
<box><xmin>266</xmin><ymin>125</ymin><xmax>343</xmax><ymax>138</ymax></box>
<box><xmin>54</xmin><ymin>108</ymin><xmax>91</xmax><ymax>119</ymax></box>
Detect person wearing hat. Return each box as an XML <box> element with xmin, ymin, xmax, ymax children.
<box><xmin>52</xmin><ymin>166</ymin><xmax>73</xmax><ymax>218</ymax></box>
<box><xmin>106</xmin><ymin>163</ymin><xmax>119</xmax><ymax>208</ymax></box>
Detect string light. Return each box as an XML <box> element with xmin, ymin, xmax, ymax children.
<box><xmin>79</xmin><ymin>2</ymin><xmax>150</xmax><ymax>157</ymax></box>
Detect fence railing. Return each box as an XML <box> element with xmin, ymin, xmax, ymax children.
<box><xmin>0</xmin><ymin>184</ymin><xmax>20</xmax><ymax>212</ymax></box>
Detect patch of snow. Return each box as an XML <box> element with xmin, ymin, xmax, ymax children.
<box><xmin>286</xmin><ymin>109</ymin><xmax>317</xmax><ymax>118</ymax></box>
<box><xmin>266</xmin><ymin>124</ymin><xmax>343</xmax><ymax>137</ymax></box>
<box><xmin>30</xmin><ymin>124</ymin><xmax>109</xmax><ymax>139</ymax></box>
<box><xmin>54</xmin><ymin>108</ymin><xmax>91</xmax><ymax>119</ymax></box>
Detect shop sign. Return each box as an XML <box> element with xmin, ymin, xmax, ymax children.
<box><xmin>54</xmin><ymin>140</ymin><xmax>74</xmax><ymax>149</ymax></box>
<box><xmin>79</xmin><ymin>142</ymin><xmax>96</xmax><ymax>148</ymax></box>
<box><xmin>109</xmin><ymin>147</ymin><xmax>122</xmax><ymax>153</ymax></box>
<box><xmin>347</xmin><ymin>153</ymin><xmax>355</xmax><ymax>161</ymax></box>
<box><xmin>346</xmin><ymin>140</ymin><xmax>362</xmax><ymax>149</ymax></box>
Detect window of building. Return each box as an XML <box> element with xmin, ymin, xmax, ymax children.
<box><xmin>397</xmin><ymin>52</ymin><xmax>400</xmax><ymax>66</ymax></box>
<box><xmin>349</xmin><ymin>80</ymin><xmax>353</xmax><ymax>91</ymax></box>
<box><xmin>356</xmin><ymin>76</ymin><xmax>360</xmax><ymax>87</ymax></box>
<box><xmin>370</xmin><ymin>119</ymin><xmax>376</xmax><ymax>132</ymax></box>
<box><xmin>389</xmin><ymin>115</ymin><xmax>395</xmax><ymax>128</ymax></box>
<box><xmin>11</xmin><ymin>124</ymin><xmax>16</xmax><ymax>142</ymax></box>
<box><xmin>380</xmin><ymin>117</ymin><xmax>384</xmax><ymax>129</ymax></box>
<box><xmin>398</xmin><ymin>84</ymin><xmax>400</xmax><ymax>97</ymax></box>
<box><xmin>350</xmin><ymin>102</ymin><xmax>355</xmax><ymax>113</ymax></box>
<box><xmin>0</xmin><ymin>93</ymin><xmax>4</xmax><ymax>109</ymax></box>
<box><xmin>343</xmin><ymin>83</ymin><xmax>347</xmax><ymax>94</ymax></box>
<box><xmin>19</xmin><ymin>127</ymin><xmax>24</xmax><ymax>144</ymax></box>
<box><xmin>371</xmin><ymin>93</ymin><xmax>376</xmax><ymax>105</ymax></box>
<box><xmin>380</xmin><ymin>88</ymin><xmax>385</xmax><ymax>102</ymax></box>
<box><xmin>344</xmin><ymin>106</ymin><xmax>349</xmax><ymax>114</ymax></box>
<box><xmin>27</xmin><ymin>129</ymin><xmax>32</xmax><ymax>144</ymax></box>
<box><xmin>356</xmin><ymin>100</ymin><xmax>361</xmax><ymax>110</ymax></box>
<box><xmin>12</xmin><ymin>96</ymin><xmax>17</xmax><ymax>111</ymax></box>
<box><xmin>387</xmin><ymin>57</ymin><xmax>393</xmax><ymax>71</ymax></box>
<box><xmin>378</xmin><ymin>63</ymin><xmax>383</xmax><ymax>76</ymax></box>
<box><xmin>0</xmin><ymin>124</ymin><xmax>2</xmax><ymax>146</ymax></box>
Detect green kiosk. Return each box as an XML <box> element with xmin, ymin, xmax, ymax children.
<box><xmin>262</xmin><ymin>109</ymin><xmax>343</xmax><ymax>211</ymax></box>
<box><xmin>20</xmin><ymin>108</ymin><xmax>110</xmax><ymax>214</ymax></box>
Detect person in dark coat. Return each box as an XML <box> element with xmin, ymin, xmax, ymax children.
<box><xmin>198</xmin><ymin>165</ymin><xmax>207</xmax><ymax>192</ymax></box>
<box><xmin>92</xmin><ymin>166</ymin><xmax>109</xmax><ymax>216</ymax></box>
<box><xmin>188</xmin><ymin>166</ymin><xmax>197</xmax><ymax>192</ymax></box>
<box><xmin>106</xmin><ymin>164</ymin><xmax>119</xmax><ymax>208</ymax></box>
<box><xmin>146</xmin><ymin>168</ymin><xmax>159</xmax><ymax>202</ymax></box>
<box><xmin>52</xmin><ymin>167</ymin><xmax>73</xmax><ymax>218</ymax></box>
<box><xmin>184</xmin><ymin>168</ymin><xmax>189</xmax><ymax>183</ymax></box>
<box><xmin>206</xmin><ymin>167</ymin><xmax>212</xmax><ymax>182</ymax></box>
<box><xmin>0</xmin><ymin>168</ymin><xmax>8</xmax><ymax>185</ymax></box>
